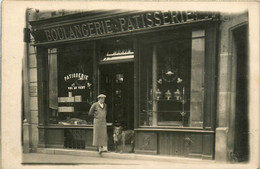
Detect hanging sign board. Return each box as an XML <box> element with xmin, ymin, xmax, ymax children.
<box><xmin>30</xmin><ymin>11</ymin><xmax>218</xmax><ymax>44</ymax></box>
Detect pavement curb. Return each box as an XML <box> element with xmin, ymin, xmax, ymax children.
<box><xmin>37</xmin><ymin>148</ymin><xmax>215</xmax><ymax>164</ymax></box>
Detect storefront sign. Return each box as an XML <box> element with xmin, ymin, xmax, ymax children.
<box><xmin>31</xmin><ymin>11</ymin><xmax>218</xmax><ymax>44</ymax></box>
<box><xmin>64</xmin><ymin>73</ymin><xmax>91</xmax><ymax>90</ymax></box>
<box><xmin>64</xmin><ymin>73</ymin><xmax>88</xmax><ymax>81</ymax></box>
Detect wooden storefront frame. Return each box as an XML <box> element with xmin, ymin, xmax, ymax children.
<box><xmin>33</xmin><ymin>11</ymin><xmax>219</xmax><ymax>158</ymax></box>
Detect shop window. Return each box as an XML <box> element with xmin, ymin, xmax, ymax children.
<box><xmin>47</xmin><ymin>44</ymin><xmax>94</xmax><ymax>125</ymax></box>
<box><xmin>140</xmin><ymin>30</ymin><xmax>205</xmax><ymax>127</ymax></box>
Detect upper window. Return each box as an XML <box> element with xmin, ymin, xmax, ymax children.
<box><xmin>98</xmin><ymin>38</ymin><xmax>134</xmax><ymax>64</ymax></box>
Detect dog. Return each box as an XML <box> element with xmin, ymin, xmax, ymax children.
<box><xmin>113</xmin><ymin>126</ymin><xmax>135</xmax><ymax>153</ymax></box>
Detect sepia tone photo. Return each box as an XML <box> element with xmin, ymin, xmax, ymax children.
<box><xmin>1</xmin><ymin>1</ymin><xmax>260</xmax><ymax>169</ymax></box>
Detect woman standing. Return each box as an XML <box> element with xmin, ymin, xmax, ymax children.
<box><xmin>88</xmin><ymin>94</ymin><xmax>108</xmax><ymax>154</ymax></box>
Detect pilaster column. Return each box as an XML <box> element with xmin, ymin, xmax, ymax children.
<box><xmin>215</xmin><ymin>15</ymin><xmax>233</xmax><ymax>162</ymax></box>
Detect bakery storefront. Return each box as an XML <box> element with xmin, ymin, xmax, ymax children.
<box><xmin>29</xmin><ymin>10</ymin><xmax>219</xmax><ymax>159</ymax></box>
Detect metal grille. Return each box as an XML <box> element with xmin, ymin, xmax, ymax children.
<box><xmin>64</xmin><ymin>129</ymin><xmax>86</xmax><ymax>149</ymax></box>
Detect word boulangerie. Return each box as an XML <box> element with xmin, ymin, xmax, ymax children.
<box><xmin>31</xmin><ymin>11</ymin><xmax>217</xmax><ymax>43</ymax></box>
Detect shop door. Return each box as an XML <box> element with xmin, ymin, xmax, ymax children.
<box><xmin>100</xmin><ymin>62</ymin><xmax>134</xmax><ymax>130</ymax></box>
<box><xmin>233</xmin><ymin>25</ymin><xmax>249</xmax><ymax>162</ymax></box>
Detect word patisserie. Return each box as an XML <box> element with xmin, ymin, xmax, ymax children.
<box><xmin>64</xmin><ymin>73</ymin><xmax>88</xmax><ymax>81</ymax></box>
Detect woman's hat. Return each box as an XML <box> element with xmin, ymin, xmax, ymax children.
<box><xmin>97</xmin><ymin>94</ymin><xmax>106</xmax><ymax>98</ymax></box>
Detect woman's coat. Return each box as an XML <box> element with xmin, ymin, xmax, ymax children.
<box><xmin>88</xmin><ymin>102</ymin><xmax>108</xmax><ymax>146</ymax></box>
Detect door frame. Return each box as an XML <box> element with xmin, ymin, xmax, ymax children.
<box><xmin>98</xmin><ymin>61</ymin><xmax>135</xmax><ymax>129</ymax></box>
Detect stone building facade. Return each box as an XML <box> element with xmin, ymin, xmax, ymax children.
<box><xmin>22</xmin><ymin>8</ymin><xmax>254</xmax><ymax>163</ymax></box>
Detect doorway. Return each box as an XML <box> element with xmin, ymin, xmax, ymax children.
<box><xmin>99</xmin><ymin>62</ymin><xmax>134</xmax><ymax>130</ymax></box>
<box><xmin>233</xmin><ymin>25</ymin><xmax>249</xmax><ymax>162</ymax></box>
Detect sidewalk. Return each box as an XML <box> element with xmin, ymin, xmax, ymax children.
<box><xmin>36</xmin><ymin>148</ymin><xmax>213</xmax><ymax>163</ymax></box>
<box><xmin>21</xmin><ymin>149</ymin><xmax>250</xmax><ymax>169</ymax></box>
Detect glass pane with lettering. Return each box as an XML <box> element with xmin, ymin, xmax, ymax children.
<box><xmin>48</xmin><ymin>44</ymin><xmax>94</xmax><ymax>125</ymax></box>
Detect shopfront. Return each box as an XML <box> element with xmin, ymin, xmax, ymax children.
<box><xmin>29</xmin><ymin>10</ymin><xmax>220</xmax><ymax>159</ymax></box>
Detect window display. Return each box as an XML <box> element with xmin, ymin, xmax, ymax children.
<box><xmin>140</xmin><ymin>29</ymin><xmax>205</xmax><ymax>127</ymax></box>
<box><xmin>47</xmin><ymin>44</ymin><xmax>94</xmax><ymax>125</ymax></box>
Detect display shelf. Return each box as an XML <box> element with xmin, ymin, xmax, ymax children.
<box><xmin>135</xmin><ymin>127</ymin><xmax>214</xmax><ymax>133</ymax></box>
<box><xmin>38</xmin><ymin>123</ymin><xmax>113</xmax><ymax>129</ymax></box>
<box><xmin>58</xmin><ymin>101</ymin><xmax>92</xmax><ymax>104</ymax></box>
<box><xmin>142</xmin><ymin>110</ymin><xmax>190</xmax><ymax>113</ymax></box>
<box><xmin>148</xmin><ymin>99</ymin><xmax>186</xmax><ymax>101</ymax></box>
<box><xmin>58</xmin><ymin>111</ymin><xmax>88</xmax><ymax>113</ymax></box>
<box><xmin>157</xmin><ymin>121</ymin><xmax>182</xmax><ymax>126</ymax></box>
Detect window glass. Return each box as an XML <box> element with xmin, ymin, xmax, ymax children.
<box><xmin>139</xmin><ymin>30</ymin><xmax>205</xmax><ymax>127</ymax></box>
<box><xmin>47</xmin><ymin>44</ymin><xmax>94</xmax><ymax>125</ymax></box>
<box><xmin>189</xmin><ymin>30</ymin><xmax>205</xmax><ymax>127</ymax></box>
<box><xmin>98</xmin><ymin>38</ymin><xmax>134</xmax><ymax>64</ymax></box>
